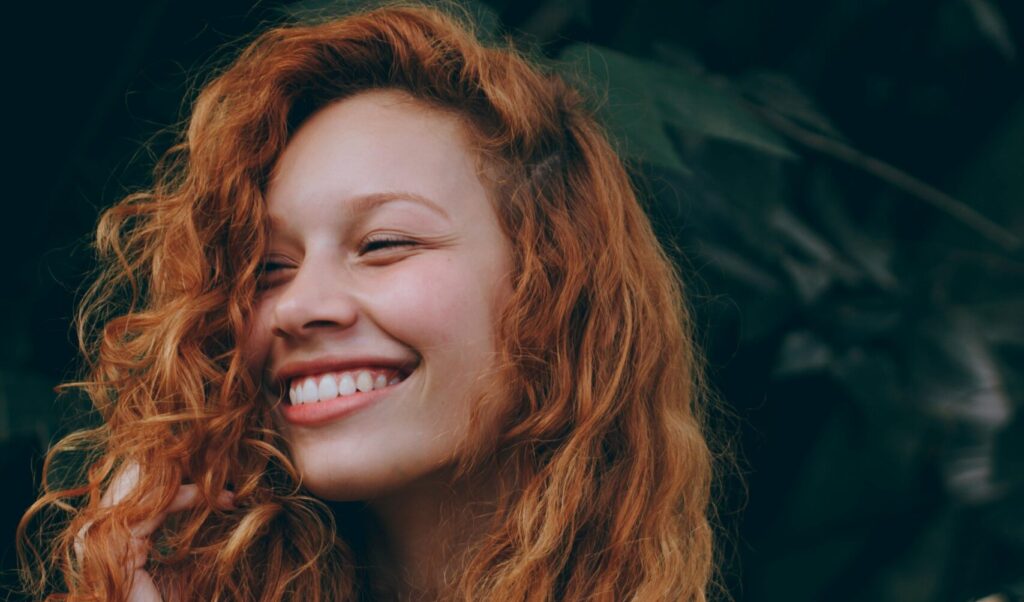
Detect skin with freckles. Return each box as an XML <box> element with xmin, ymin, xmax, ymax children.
<box><xmin>243</xmin><ymin>89</ymin><xmax>514</xmax><ymax>502</ymax></box>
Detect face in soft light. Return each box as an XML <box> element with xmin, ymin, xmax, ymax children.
<box><xmin>242</xmin><ymin>89</ymin><xmax>513</xmax><ymax>501</ymax></box>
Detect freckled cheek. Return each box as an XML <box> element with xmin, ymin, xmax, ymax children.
<box><xmin>369</xmin><ymin>262</ymin><xmax>490</xmax><ymax>347</ymax></box>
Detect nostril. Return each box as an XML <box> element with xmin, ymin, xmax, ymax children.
<box><xmin>303</xmin><ymin>319</ymin><xmax>340</xmax><ymax>329</ymax></box>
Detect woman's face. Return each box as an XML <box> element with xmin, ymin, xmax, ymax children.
<box><xmin>243</xmin><ymin>89</ymin><xmax>513</xmax><ymax>501</ymax></box>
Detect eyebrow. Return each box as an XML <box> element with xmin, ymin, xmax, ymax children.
<box><xmin>344</xmin><ymin>191</ymin><xmax>450</xmax><ymax>220</ymax></box>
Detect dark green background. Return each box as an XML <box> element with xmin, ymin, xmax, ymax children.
<box><xmin>2</xmin><ymin>1</ymin><xmax>1022</xmax><ymax>600</ymax></box>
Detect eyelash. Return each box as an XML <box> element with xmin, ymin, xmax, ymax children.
<box><xmin>257</xmin><ymin>235</ymin><xmax>415</xmax><ymax>282</ymax></box>
<box><xmin>255</xmin><ymin>259</ymin><xmax>290</xmax><ymax>290</ymax></box>
<box><xmin>360</xmin><ymin>235</ymin><xmax>416</xmax><ymax>254</ymax></box>
<box><xmin>260</xmin><ymin>260</ymin><xmax>289</xmax><ymax>272</ymax></box>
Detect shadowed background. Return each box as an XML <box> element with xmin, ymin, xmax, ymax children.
<box><xmin>2</xmin><ymin>1</ymin><xmax>1022</xmax><ymax>600</ymax></box>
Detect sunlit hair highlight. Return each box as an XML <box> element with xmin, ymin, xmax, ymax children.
<box><xmin>19</xmin><ymin>3</ymin><xmax>715</xmax><ymax>600</ymax></box>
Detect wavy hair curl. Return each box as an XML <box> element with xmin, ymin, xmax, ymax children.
<box><xmin>19</xmin><ymin>4</ymin><xmax>715</xmax><ymax>600</ymax></box>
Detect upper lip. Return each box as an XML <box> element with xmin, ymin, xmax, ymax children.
<box><xmin>272</xmin><ymin>355</ymin><xmax>419</xmax><ymax>389</ymax></box>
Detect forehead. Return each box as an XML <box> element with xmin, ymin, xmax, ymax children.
<box><xmin>265</xmin><ymin>89</ymin><xmax>487</xmax><ymax>219</ymax></box>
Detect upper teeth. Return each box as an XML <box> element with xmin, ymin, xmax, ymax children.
<box><xmin>288</xmin><ymin>369</ymin><xmax>403</xmax><ymax>405</ymax></box>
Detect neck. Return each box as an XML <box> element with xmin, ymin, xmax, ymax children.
<box><xmin>363</xmin><ymin>464</ymin><xmax>500</xmax><ymax>600</ymax></box>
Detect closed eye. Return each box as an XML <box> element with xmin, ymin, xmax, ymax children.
<box><xmin>260</xmin><ymin>261</ymin><xmax>289</xmax><ymax>272</ymax></box>
<box><xmin>360</xmin><ymin>235</ymin><xmax>417</xmax><ymax>254</ymax></box>
<box><xmin>258</xmin><ymin>259</ymin><xmax>294</xmax><ymax>274</ymax></box>
<box><xmin>256</xmin><ymin>259</ymin><xmax>294</xmax><ymax>289</ymax></box>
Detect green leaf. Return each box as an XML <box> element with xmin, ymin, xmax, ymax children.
<box><xmin>558</xmin><ymin>43</ymin><xmax>798</xmax><ymax>168</ymax></box>
<box><xmin>281</xmin><ymin>0</ymin><xmax>502</xmax><ymax>41</ymax></box>
<box><xmin>557</xmin><ymin>44</ymin><xmax>688</xmax><ymax>173</ymax></box>
<box><xmin>655</xmin><ymin>69</ymin><xmax>798</xmax><ymax>160</ymax></box>
<box><xmin>774</xmin><ymin>330</ymin><xmax>834</xmax><ymax>377</ymax></box>
<box><xmin>738</xmin><ymin>70</ymin><xmax>848</xmax><ymax>142</ymax></box>
<box><xmin>965</xmin><ymin>0</ymin><xmax>1017</xmax><ymax>60</ymax></box>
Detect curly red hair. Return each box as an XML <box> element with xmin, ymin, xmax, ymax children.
<box><xmin>19</xmin><ymin>4</ymin><xmax>715</xmax><ymax>600</ymax></box>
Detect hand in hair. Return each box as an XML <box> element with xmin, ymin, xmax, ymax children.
<box><xmin>75</xmin><ymin>463</ymin><xmax>235</xmax><ymax>602</ymax></box>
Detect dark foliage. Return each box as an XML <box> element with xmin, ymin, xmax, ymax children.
<box><xmin>2</xmin><ymin>1</ymin><xmax>1021</xmax><ymax>600</ymax></box>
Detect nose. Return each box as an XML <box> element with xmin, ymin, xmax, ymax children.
<box><xmin>269</xmin><ymin>257</ymin><xmax>359</xmax><ymax>339</ymax></box>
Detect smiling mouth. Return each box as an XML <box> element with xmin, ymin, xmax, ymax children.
<box><xmin>286</xmin><ymin>367</ymin><xmax>409</xmax><ymax>406</ymax></box>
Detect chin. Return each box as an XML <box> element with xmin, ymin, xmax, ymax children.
<box><xmin>292</xmin><ymin>453</ymin><xmax>447</xmax><ymax>502</ymax></box>
<box><xmin>300</xmin><ymin>473</ymin><xmax>393</xmax><ymax>502</ymax></box>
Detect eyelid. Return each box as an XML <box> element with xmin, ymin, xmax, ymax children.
<box><xmin>259</xmin><ymin>255</ymin><xmax>295</xmax><ymax>270</ymax></box>
<box><xmin>256</xmin><ymin>256</ymin><xmax>296</xmax><ymax>289</ymax></box>
<box><xmin>359</xmin><ymin>233</ymin><xmax>418</xmax><ymax>254</ymax></box>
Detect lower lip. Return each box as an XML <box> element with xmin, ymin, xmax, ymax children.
<box><xmin>279</xmin><ymin>379</ymin><xmax>404</xmax><ymax>426</ymax></box>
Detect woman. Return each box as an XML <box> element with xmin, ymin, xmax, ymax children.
<box><xmin>20</xmin><ymin>4</ymin><xmax>716</xmax><ymax>600</ymax></box>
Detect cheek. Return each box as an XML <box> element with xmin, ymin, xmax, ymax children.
<box><xmin>372</xmin><ymin>258</ymin><xmax>498</xmax><ymax>347</ymax></box>
<box><xmin>240</xmin><ymin>301</ymin><xmax>276</xmax><ymax>375</ymax></box>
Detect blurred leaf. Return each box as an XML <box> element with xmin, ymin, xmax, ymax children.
<box><xmin>955</xmin><ymin>99</ymin><xmax>1024</xmax><ymax>233</ymax></box>
<box><xmin>558</xmin><ymin>43</ymin><xmax>797</xmax><ymax>172</ymax></box>
<box><xmin>825</xmin><ymin>303</ymin><xmax>904</xmax><ymax>343</ymax></box>
<box><xmin>808</xmin><ymin>173</ymin><xmax>899</xmax><ymax>292</ymax></box>
<box><xmin>281</xmin><ymin>0</ymin><xmax>502</xmax><ymax>39</ymax></box>
<box><xmin>910</xmin><ymin>315</ymin><xmax>1015</xmax><ymax>506</ymax></box>
<box><xmin>749</xmin><ymin>94</ymin><xmax>1022</xmax><ymax>251</ymax></box>
<box><xmin>519</xmin><ymin>0</ymin><xmax>591</xmax><ymax>42</ymax></box>
<box><xmin>964</xmin><ymin>0</ymin><xmax>1017</xmax><ymax>60</ymax></box>
<box><xmin>922</xmin><ymin>315</ymin><xmax>1013</xmax><ymax>431</ymax></box>
<box><xmin>557</xmin><ymin>44</ymin><xmax>686</xmax><ymax>172</ymax></box>
<box><xmin>828</xmin><ymin>345</ymin><xmax>904</xmax><ymax>415</ymax></box>
<box><xmin>774</xmin><ymin>330</ymin><xmax>834</xmax><ymax>377</ymax></box>
<box><xmin>971</xmin><ymin>297</ymin><xmax>1024</xmax><ymax>345</ymax></box>
<box><xmin>778</xmin><ymin>255</ymin><xmax>833</xmax><ymax>304</ymax></box>
<box><xmin>768</xmin><ymin>207</ymin><xmax>865</xmax><ymax>301</ymax></box>
<box><xmin>650</xmin><ymin>42</ymin><xmax>707</xmax><ymax>76</ymax></box>
<box><xmin>655</xmin><ymin>75</ymin><xmax>798</xmax><ymax>161</ymax></box>
<box><xmin>769</xmin><ymin>207</ymin><xmax>839</xmax><ymax>264</ymax></box>
<box><xmin>696</xmin><ymin>241</ymin><xmax>784</xmax><ymax>294</ymax></box>
<box><xmin>738</xmin><ymin>70</ymin><xmax>848</xmax><ymax>141</ymax></box>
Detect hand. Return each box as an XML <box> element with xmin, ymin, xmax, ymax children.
<box><xmin>75</xmin><ymin>463</ymin><xmax>235</xmax><ymax>602</ymax></box>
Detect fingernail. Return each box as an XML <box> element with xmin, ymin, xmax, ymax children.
<box><xmin>216</xmin><ymin>491</ymin><xmax>236</xmax><ymax>508</ymax></box>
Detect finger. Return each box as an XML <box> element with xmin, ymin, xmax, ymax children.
<box><xmin>102</xmin><ymin>463</ymin><xmax>234</xmax><ymax>514</ymax></box>
<box><xmin>75</xmin><ymin>518</ymin><xmax>153</xmax><ymax>573</ymax></box>
<box><xmin>79</xmin><ymin>461</ymin><xmax>140</xmax><ymax>563</ymax></box>
<box><xmin>83</xmin><ymin>469</ymin><xmax>237</xmax><ymax>563</ymax></box>
<box><xmin>74</xmin><ymin>520</ymin><xmax>92</xmax><ymax>563</ymax></box>
<box><xmin>128</xmin><ymin>535</ymin><xmax>151</xmax><ymax>571</ymax></box>
<box><xmin>215</xmin><ymin>489</ymin><xmax>236</xmax><ymax>510</ymax></box>
<box><xmin>167</xmin><ymin>484</ymin><xmax>234</xmax><ymax>513</ymax></box>
<box><xmin>165</xmin><ymin>484</ymin><xmax>204</xmax><ymax>514</ymax></box>
<box><xmin>129</xmin><ymin>485</ymin><xmax>234</xmax><ymax>539</ymax></box>
<box><xmin>101</xmin><ymin>461</ymin><xmax>142</xmax><ymax>507</ymax></box>
<box><xmin>127</xmin><ymin>486</ymin><xmax>198</xmax><ymax>539</ymax></box>
<box><xmin>127</xmin><ymin>567</ymin><xmax>166</xmax><ymax>602</ymax></box>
